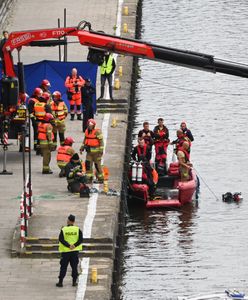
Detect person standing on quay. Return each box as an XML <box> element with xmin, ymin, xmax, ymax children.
<box><xmin>98</xmin><ymin>52</ymin><xmax>116</xmax><ymax>100</ymax></box>
<box><xmin>56</xmin><ymin>214</ymin><xmax>83</xmax><ymax>288</ymax></box>
<box><xmin>81</xmin><ymin>78</ymin><xmax>95</xmax><ymax>132</ymax></box>
<box><xmin>80</xmin><ymin>119</ymin><xmax>104</xmax><ymax>183</ymax></box>
<box><xmin>50</xmin><ymin>91</ymin><xmax>68</xmax><ymax>149</ymax></box>
<box><xmin>37</xmin><ymin>113</ymin><xmax>54</xmax><ymax>174</ymax></box>
<box><xmin>65</xmin><ymin>68</ymin><xmax>85</xmax><ymax>121</ymax></box>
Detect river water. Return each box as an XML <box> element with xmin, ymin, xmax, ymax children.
<box><xmin>120</xmin><ymin>0</ymin><xmax>248</xmax><ymax>299</ymax></box>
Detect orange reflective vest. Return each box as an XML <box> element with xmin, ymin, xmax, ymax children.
<box><xmin>51</xmin><ymin>101</ymin><xmax>67</xmax><ymax>120</ymax></box>
<box><xmin>38</xmin><ymin>123</ymin><xmax>54</xmax><ymax>141</ymax></box>
<box><xmin>28</xmin><ymin>97</ymin><xmax>39</xmax><ymax>105</ymax></box>
<box><xmin>65</xmin><ymin>76</ymin><xmax>85</xmax><ymax>94</ymax></box>
<box><xmin>28</xmin><ymin>97</ymin><xmax>39</xmax><ymax>115</ymax></box>
<box><xmin>34</xmin><ymin>102</ymin><xmax>46</xmax><ymax>120</ymax></box>
<box><xmin>84</xmin><ymin>129</ymin><xmax>100</xmax><ymax>147</ymax></box>
<box><xmin>57</xmin><ymin>145</ymin><xmax>73</xmax><ymax>163</ymax></box>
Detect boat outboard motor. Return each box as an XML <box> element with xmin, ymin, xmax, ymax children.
<box><xmin>136</xmin><ymin>162</ymin><xmax>143</xmax><ymax>183</ymax></box>
<box><xmin>131</xmin><ymin>161</ymin><xmax>137</xmax><ymax>183</ymax></box>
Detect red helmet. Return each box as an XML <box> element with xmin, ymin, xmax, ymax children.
<box><xmin>64</xmin><ymin>137</ymin><xmax>75</xmax><ymax>145</ymax></box>
<box><xmin>33</xmin><ymin>87</ymin><xmax>43</xmax><ymax>97</ymax></box>
<box><xmin>42</xmin><ymin>92</ymin><xmax>50</xmax><ymax>101</ymax></box>
<box><xmin>41</xmin><ymin>79</ymin><xmax>51</xmax><ymax>87</ymax></box>
<box><xmin>87</xmin><ymin>118</ymin><xmax>96</xmax><ymax>126</ymax></box>
<box><xmin>44</xmin><ymin>113</ymin><xmax>54</xmax><ymax>122</ymax></box>
<box><xmin>52</xmin><ymin>91</ymin><xmax>61</xmax><ymax>100</ymax></box>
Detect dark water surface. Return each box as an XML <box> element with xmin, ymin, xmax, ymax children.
<box><xmin>120</xmin><ymin>0</ymin><xmax>248</xmax><ymax>299</ymax></box>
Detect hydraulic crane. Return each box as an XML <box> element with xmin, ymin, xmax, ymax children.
<box><xmin>1</xmin><ymin>20</ymin><xmax>248</xmax><ymax>142</ymax></box>
<box><xmin>3</xmin><ymin>21</ymin><xmax>248</xmax><ymax>78</ymax></box>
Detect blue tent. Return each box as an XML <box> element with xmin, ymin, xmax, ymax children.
<box><xmin>1</xmin><ymin>60</ymin><xmax>98</xmax><ymax>112</ymax></box>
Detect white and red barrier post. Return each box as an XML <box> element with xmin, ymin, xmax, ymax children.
<box><xmin>20</xmin><ymin>173</ymin><xmax>33</xmax><ymax>248</ymax></box>
<box><xmin>0</xmin><ymin>119</ymin><xmax>13</xmax><ymax>175</ymax></box>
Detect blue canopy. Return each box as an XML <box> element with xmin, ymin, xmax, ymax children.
<box><xmin>1</xmin><ymin>60</ymin><xmax>98</xmax><ymax>112</ymax></box>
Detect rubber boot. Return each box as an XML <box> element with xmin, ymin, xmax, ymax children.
<box><xmin>77</xmin><ymin>114</ymin><xmax>82</xmax><ymax>120</ymax></box>
<box><xmin>70</xmin><ymin>114</ymin><xmax>75</xmax><ymax>121</ymax></box>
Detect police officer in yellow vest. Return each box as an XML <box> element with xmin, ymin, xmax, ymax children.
<box><xmin>98</xmin><ymin>52</ymin><xmax>116</xmax><ymax>100</ymax></box>
<box><xmin>56</xmin><ymin>214</ymin><xmax>83</xmax><ymax>287</ymax></box>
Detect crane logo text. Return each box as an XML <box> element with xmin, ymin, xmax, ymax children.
<box><xmin>52</xmin><ymin>30</ymin><xmax>65</xmax><ymax>37</ymax></box>
<box><xmin>11</xmin><ymin>33</ymin><xmax>32</xmax><ymax>46</ymax></box>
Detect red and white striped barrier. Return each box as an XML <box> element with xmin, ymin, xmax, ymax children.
<box><xmin>20</xmin><ymin>174</ymin><xmax>33</xmax><ymax>248</ymax></box>
<box><xmin>3</xmin><ymin>132</ymin><xmax>8</xmax><ymax>145</ymax></box>
<box><xmin>26</xmin><ymin>174</ymin><xmax>33</xmax><ymax>216</ymax></box>
<box><xmin>20</xmin><ymin>194</ymin><xmax>28</xmax><ymax>248</ymax></box>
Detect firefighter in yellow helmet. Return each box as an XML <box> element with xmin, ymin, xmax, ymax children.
<box><xmin>80</xmin><ymin>119</ymin><xmax>104</xmax><ymax>183</ymax></box>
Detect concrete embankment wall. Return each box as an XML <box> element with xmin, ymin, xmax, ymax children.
<box><xmin>0</xmin><ymin>0</ymin><xmax>141</xmax><ymax>299</ymax></box>
<box><xmin>111</xmin><ymin>0</ymin><xmax>143</xmax><ymax>298</ymax></box>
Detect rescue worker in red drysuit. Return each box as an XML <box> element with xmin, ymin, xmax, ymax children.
<box><xmin>153</xmin><ymin>118</ymin><xmax>170</xmax><ymax>175</ymax></box>
<box><xmin>180</xmin><ymin>121</ymin><xmax>194</xmax><ymax>142</ymax></box>
<box><xmin>138</xmin><ymin>121</ymin><xmax>154</xmax><ymax>158</ymax></box>
<box><xmin>177</xmin><ymin>141</ymin><xmax>193</xmax><ymax>181</ymax></box>
<box><xmin>131</xmin><ymin>137</ymin><xmax>151</xmax><ymax>162</ymax></box>
<box><xmin>65</xmin><ymin>68</ymin><xmax>85</xmax><ymax>121</ymax></box>
<box><xmin>131</xmin><ymin>138</ymin><xmax>156</xmax><ymax>197</ymax></box>
<box><xmin>57</xmin><ymin>137</ymin><xmax>75</xmax><ymax>177</ymax></box>
<box><xmin>171</xmin><ymin>129</ymin><xmax>191</xmax><ymax>158</ymax></box>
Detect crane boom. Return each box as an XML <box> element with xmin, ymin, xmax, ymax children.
<box><xmin>2</xmin><ymin>22</ymin><xmax>248</xmax><ymax>78</ymax></box>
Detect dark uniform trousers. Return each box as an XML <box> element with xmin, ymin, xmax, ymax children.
<box><xmin>59</xmin><ymin>251</ymin><xmax>79</xmax><ymax>281</ymax></box>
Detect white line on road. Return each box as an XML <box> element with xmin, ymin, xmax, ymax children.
<box><xmin>76</xmin><ymin>113</ymin><xmax>110</xmax><ymax>300</ymax></box>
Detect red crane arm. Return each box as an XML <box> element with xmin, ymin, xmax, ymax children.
<box><xmin>2</xmin><ymin>26</ymin><xmax>155</xmax><ymax>77</ymax></box>
<box><xmin>3</xmin><ymin>23</ymin><xmax>248</xmax><ymax>79</ymax></box>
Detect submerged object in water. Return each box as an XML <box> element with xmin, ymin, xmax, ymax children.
<box><xmin>222</xmin><ymin>192</ymin><xmax>243</xmax><ymax>202</ymax></box>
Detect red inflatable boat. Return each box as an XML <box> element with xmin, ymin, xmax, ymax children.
<box><xmin>129</xmin><ymin>162</ymin><xmax>198</xmax><ymax>208</ymax></box>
